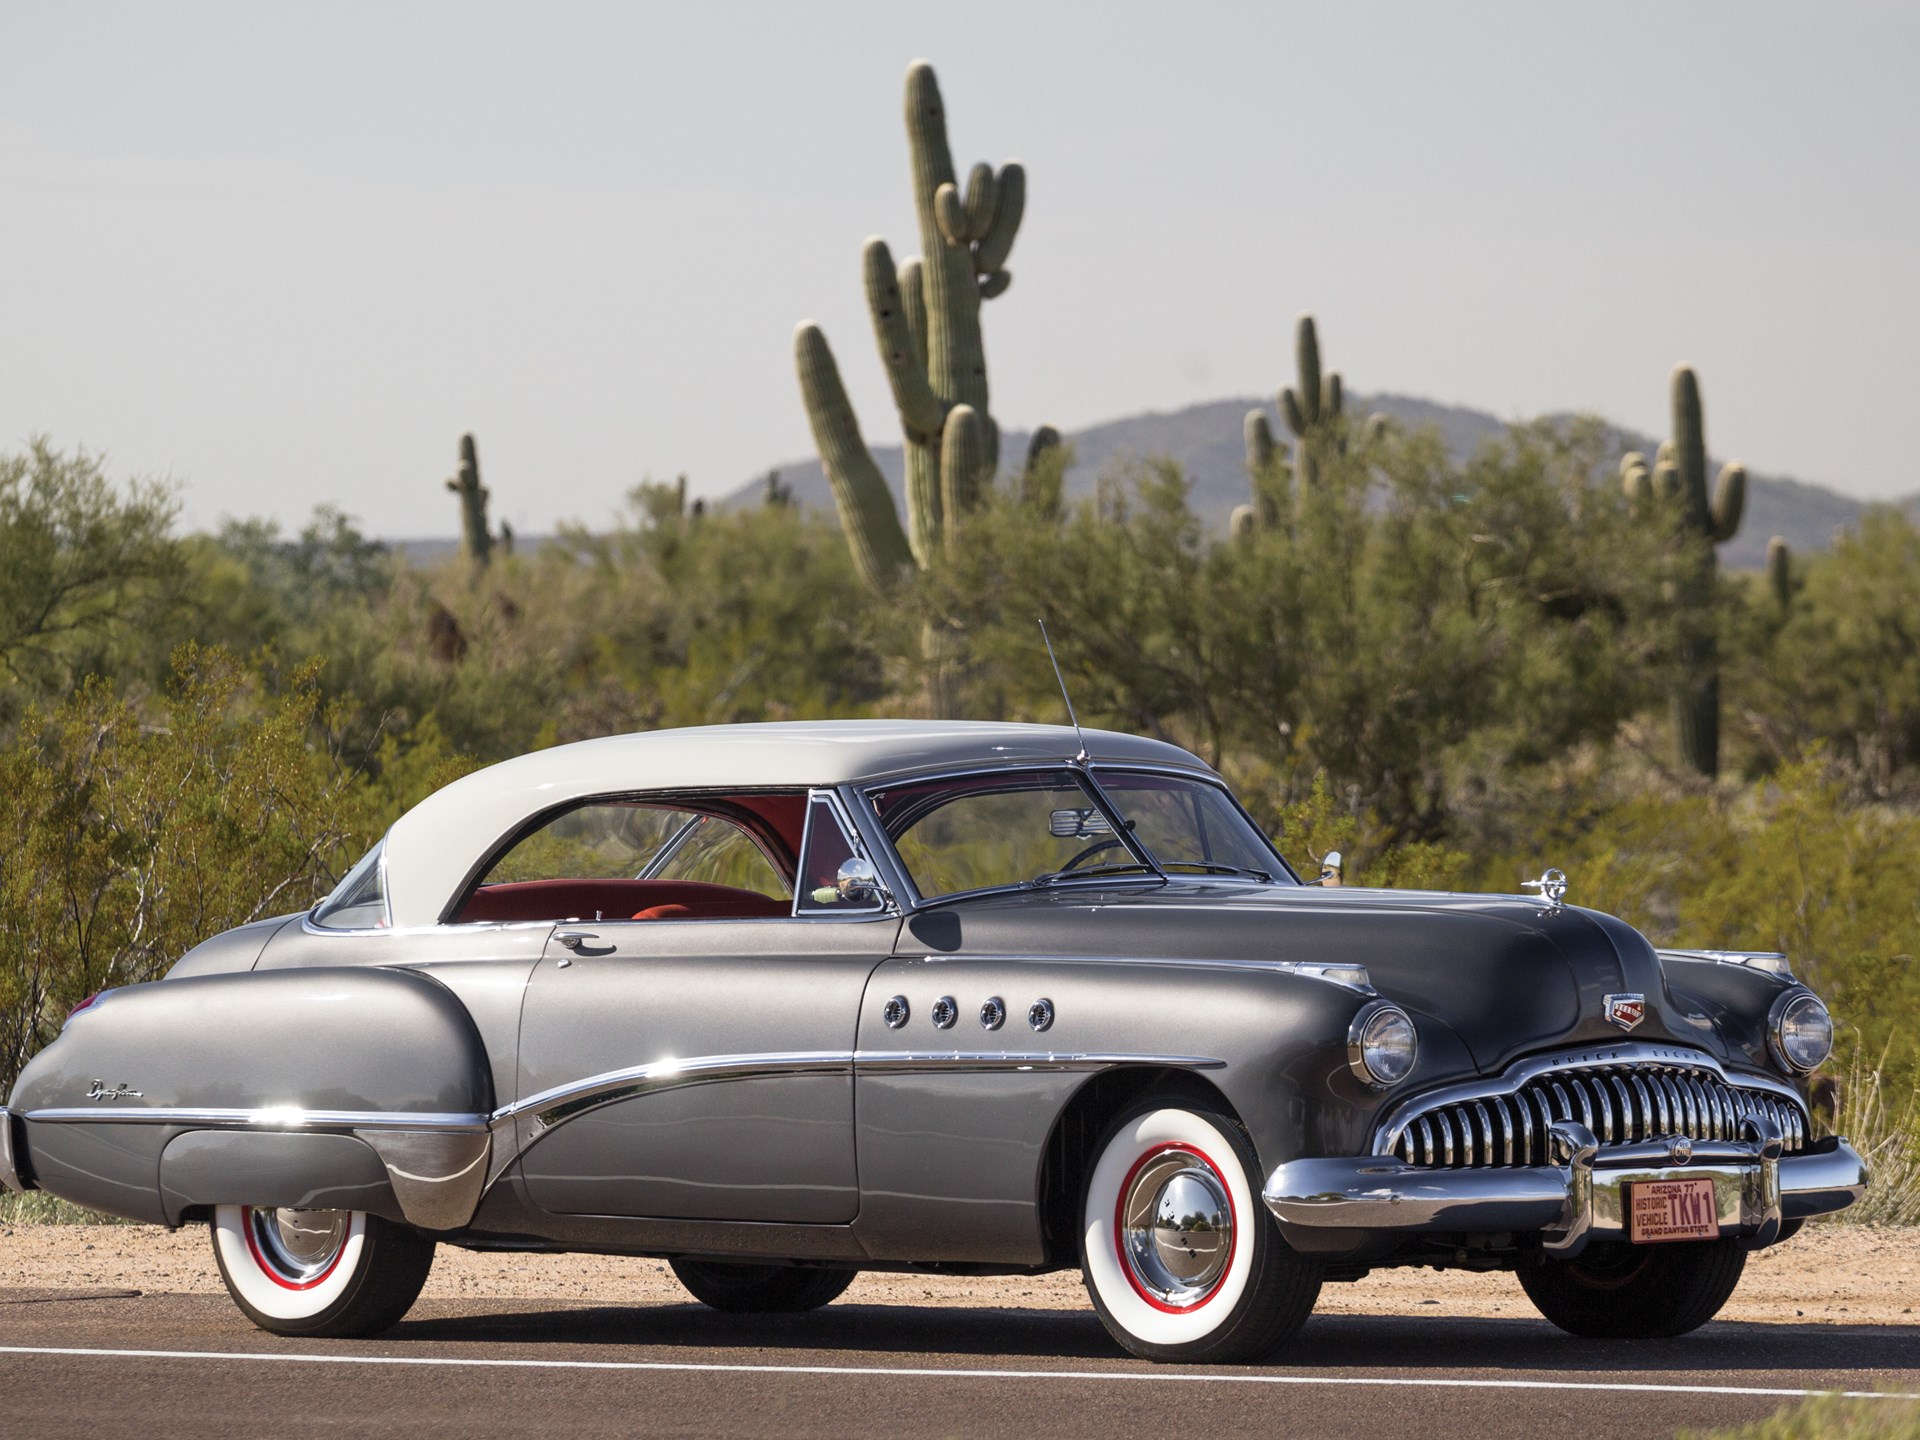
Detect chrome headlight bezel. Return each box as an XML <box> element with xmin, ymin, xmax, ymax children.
<box><xmin>1769</xmin><ymin>990</ymin><xmax>1833</xmax><ymax>1074</ymax></box>
<box><xmin>1348</xmin><ymin>1001</ymin><xmax>1417</xmax><ymax>1090</ymax></box>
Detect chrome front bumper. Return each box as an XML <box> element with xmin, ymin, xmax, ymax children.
<box><xmin>1263</xmin><ymin>1119</ymin><xmax>1867</xmax><ymax>1258</ymax></box>
<box><xmin>0</xmin><ymin>1106</ymin><xmax>25</xmax><ymax>1193</ymax></box>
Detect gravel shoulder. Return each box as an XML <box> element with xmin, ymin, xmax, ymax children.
<box><xmin>4</xmin><ymin>1221</ymin><xmax>1914</xmax><ymax>1325</ymax></box>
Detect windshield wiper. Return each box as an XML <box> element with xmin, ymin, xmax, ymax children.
<box><xmin>1026</xmin><ymin>863</ymin><xmax>1160</xmax><ymax>889</ymax></box>
<box><xmin>1161</xmin><ymin>862</ymin><xmax>1274</xmax><ymax>881</ymax></box>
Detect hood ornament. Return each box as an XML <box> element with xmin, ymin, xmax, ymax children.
<box><xmin>1522</xmin><ymin>867</ymin><xmax>1568</xmax><ymax>914</ymax></box>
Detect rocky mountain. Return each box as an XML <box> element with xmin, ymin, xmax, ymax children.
<box><xmin>732</xmin><ymin>392</ymin><xmax>1883</xmax><ymax>571</ymax></box>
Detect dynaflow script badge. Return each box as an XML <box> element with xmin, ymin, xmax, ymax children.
<box><xmin>1604</xmin><ymin>993</ymin><xmax>1646</xmax><ymax>1032</ymax></box>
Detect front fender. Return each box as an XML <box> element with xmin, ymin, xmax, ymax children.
<box><xmin>8</xmin><ymin>967</ymin><xmax>493</xmax><ymax>1229</ymax></box>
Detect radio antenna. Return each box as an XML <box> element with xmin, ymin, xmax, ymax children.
<box><xmin>1038</xmin><ymin>618</ymin><xmax>1089</xmax><ymax>763</ymax></box>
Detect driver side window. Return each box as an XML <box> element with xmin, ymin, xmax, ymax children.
<box><xmin>453</xmin><ymin>799</ymin><xmax>793</xmax><ymax>924</ymax></box>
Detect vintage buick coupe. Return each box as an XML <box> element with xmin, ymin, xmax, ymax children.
<box><xmin>1</xmin><ymin>722</ymin><xmax>1866</xmax><ymax>1362</ymax></box>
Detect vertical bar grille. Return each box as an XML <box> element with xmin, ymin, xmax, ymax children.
<box><xmin>1389</xmin><ymin>1063</ymin><xmax>1807</xmax><ymax>1168</ymax></box>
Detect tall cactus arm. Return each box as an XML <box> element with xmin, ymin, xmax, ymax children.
<box><xmin>1294</xmin><ymin>314</ymin><xmax>1324</xmax><ymax>425</ymax></box>
<box><xmin>1767</xmin><ymin>536</ymin><xmax>1791</xmax><ymax>609</ymax></box>
<box><xmin>961</xmin><ymin>162</ymin><xmax>998</xmax><ymax>240</ymax></box>
<box><xmin>1711</xmin><ymin>462</ymin><xmax>1746</xmax><ymax>543</ymax></box>
<box><xmin>1326</xmin><ymin>371</ymin><xmax>1343</xmax><ymax>420</ymax></box>
<box><xmin>934</xmin><ymin>184</ymin><xmax>968</xmax><ymax>247</ymax></box>
<box><xmin>862</xmin><ymin>238</ymin><xmax>945</xmax><ymax>438</ymax></box>
<box><xmin>939</xmin><ymin>403</ymin><xmax>988</xmax><ymax>550</ymax></box>
<box><xmin>974</xmin><ymin>163</ymin><xmax>1025</xmax><ymax>276</ymax></box>
<box><xmin>898</xmin><ymin>257</ymin><xmax>929</xmax><ymax>369</ymax></box>
<box><xmin>1245</xmin><ymin>411</ymin><xmax>1276</xmax><ymax>472</ymax></box>
<box><xmin>1620</xmin><ymin>451</ymin><xmax>1652</xmax><ymax>504</ymax></box>
<box><xmin>795</xmin><ymin>322</ymin><xmax>913</xmax><ymax>592</ymax></box>
<box><xmin>1281</xmin><ymin>387</ymin><xmax>1308</xmax><ymax>439</ymax></box>
<box><xmin>1025</xmin><ymin>425</ymin><xmax>1060</xmax><ymax>470</ymax></box>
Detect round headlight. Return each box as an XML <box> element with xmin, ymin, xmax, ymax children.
<box><xmin>1771</xmin><ymin>992</ymin><xmax>1833</xmax><ymax>1073</ymax></box>
<box><xmin>1349</xmin><ymin>1002</ymin><xmax>1417</xmax><ymax>1089</ymax></box>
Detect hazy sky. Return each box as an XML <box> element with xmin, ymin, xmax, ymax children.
<box><xmin>2</xmin><ymin>2</ymin><xmax>1915</xmax><ymax>536</ymax></box>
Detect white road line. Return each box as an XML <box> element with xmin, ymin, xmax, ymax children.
<box><xmin>0</xmin><ymin>1346</ymin><xmax>1915</xmax><ymax>1400</ymax></box>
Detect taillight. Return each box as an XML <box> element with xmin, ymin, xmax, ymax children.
<box><xmin>65</xmin><ymin>992</ymin><xmax>102</xmax><ymax>1026</ymax></box>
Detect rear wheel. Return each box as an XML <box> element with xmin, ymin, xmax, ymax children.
<box><xmin>1517</xmin><ymin>1238</ymin><xmax>1746</xmax><ymax>1338</ymax></box>
<box><xmin>669</xmin><ymin>1258</ymin><xmax>857</xmax><ymax>1313</ymax></box>
<box><xmin>211</xmin><ymin>1205</ymin><xmax>435</xmax><ymax>1338</ymax></box>
<box><xmin>1080</xmin><ymin>1101</ymin><xmax>1322</xmax><ymax>1363</ymax></box>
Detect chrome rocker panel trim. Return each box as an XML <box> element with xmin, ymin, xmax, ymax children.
<box><xmin>1265</xmin><ymin>1118</ymin><xmax>1868</xmax><ymax>1259</ymax></box>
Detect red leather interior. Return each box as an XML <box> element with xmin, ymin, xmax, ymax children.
<box><xmin>454</xmin><ymin>878</ymin><xmax>789</xmax><ymax>924</ymax></box>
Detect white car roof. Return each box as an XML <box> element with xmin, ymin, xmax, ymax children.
<box><xmin>380</xmin><ymin>720</ymin><xmax>1212</xmax><ymax>928</ymax></box>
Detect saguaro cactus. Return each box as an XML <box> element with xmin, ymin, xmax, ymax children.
<box><xmin>795</xmin><ymin>60</ymin><xmax>1045</xmax><ymax>592</ymax></box>
<box><xmin>1620</xmin><ymin>366</ymin><xmax>1747</xmax><ymax>777</ymax></box>
<box><xmin>1236</xmin><ymin>314</ymin><xmax>1346</xmax><ymax>533</ymax></box>
<box><xmin>445</xmin><ymin>434</ymin><xmax>493</xmax><ymax>568</ymax></box>
<box><xmin>1766</xmin><ymin>536</ymin><xmax>1791</xmax><ymax>613</ymax></box>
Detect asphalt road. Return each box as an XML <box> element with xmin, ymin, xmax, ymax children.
<box><xmin>2</xmin><ymin>1290</ymin><xmax>1916</xmax><ymax>1439</ymax></box>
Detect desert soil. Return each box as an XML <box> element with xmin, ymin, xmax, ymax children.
<box><xmin>3</xmin><ymin>1221</ymin><xmax>1914</xmax><ymax>1324</ymax></box>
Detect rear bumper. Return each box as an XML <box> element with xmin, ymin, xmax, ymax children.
<box><xmin>0</xmin><ymin>1106</ymin><xmax>25</xmax><ymax>1193</ymax></box>
<box><xmin>1263</xmin><ymin>1118</ymin><xmax>1866</xmax><ymax>1259</ymax></box>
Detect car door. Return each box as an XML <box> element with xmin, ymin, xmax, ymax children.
<box><xmin>509</xmin><ymin>792</ymin><xmax>898</xmax><ymax>1223</ymax></box>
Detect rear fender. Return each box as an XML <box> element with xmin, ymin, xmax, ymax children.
<box><xmin>8</xmin><ymin>967</ymin><xmax>494</xmax><ymax>1230</ymax></box>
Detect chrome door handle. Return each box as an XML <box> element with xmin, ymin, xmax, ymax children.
<box><xmin>556</xmin><ymin>931</ymin><xmax>596</xmax><ymax>951</ymax></box>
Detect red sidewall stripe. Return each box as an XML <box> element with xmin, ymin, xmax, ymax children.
<box><xmin>1112</xmin><ymin>1140</ymin><xmax>1239</xmax><ymax>1315</ymax></box>
<box><xmin>241</xmin><ymin>1208</ymin><xmax>350</xmax><ymax>1292</ymax></box>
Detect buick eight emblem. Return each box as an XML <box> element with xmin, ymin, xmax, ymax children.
<box><xmin>1604</xmin><ymin>993</ymin><xmax>1646</xmax><ymax>1032</ymax></box>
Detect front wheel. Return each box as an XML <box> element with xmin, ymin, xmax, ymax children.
<box><xmin>669</xmin><ymin>1258</ymin><xmax>857</xmax><ymax>1313</ymax></box>
<box><xmin>1517</xmin><ymin>1238</ymin><xmax>1746</xmax><ymax>1338</ymax></box>
<box><xmin>211</xmin><ymin>1206</ymin><xmax>436</xmax><ymax>1338</ymax></box>
<box><xmin>1081</xmin><ymin>1101</ymin><xmax>1322</xmax><ymax>1364</ymax></box>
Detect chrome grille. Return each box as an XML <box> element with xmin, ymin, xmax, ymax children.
<box><xmin>1385</xmin><ymin>1061</ymin><xmax>1808</xmax><ymax>1168</ymax></box>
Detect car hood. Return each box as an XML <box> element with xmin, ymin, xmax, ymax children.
<box><xmin>904</xmin><ymin>882</ymin><xmax>1731</xmax><ymax>1073</ymax></box>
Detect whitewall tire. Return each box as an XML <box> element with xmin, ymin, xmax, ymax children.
<box><xmin>1081</xmin><ymin>1102</ymin><xmax>1321</xmax><ymax>1363</ymax></box>
<box><xmin>211</xmin><ymin>1205</ymin><xmax>436</xmax><ymax>1338</ymax></box>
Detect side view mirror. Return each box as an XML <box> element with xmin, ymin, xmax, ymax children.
<box><xmin>1316</xmin><ymin>851</ymin><xmax>1344</xmax><ymax>888</ymax></box>
<box><xmin>834</xmin><ymin>856</ymin><xmax>891</xmax><ymax>907</ymax></box>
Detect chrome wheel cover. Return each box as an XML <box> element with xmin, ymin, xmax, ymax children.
<box><xmin>246</xmin><ymin>1208</ymin><xmax>351</xmax><ymax>1284</ymax></box>
<box><xmin>1118</xmin><ymin>1147</ymin><xmax>1235</xmax><ymax>1308</ymax></box>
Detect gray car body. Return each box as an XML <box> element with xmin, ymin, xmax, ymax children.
<box><xmin>1</xmin><ymin>721</ymin><xmax>1845</xmax><ymax>1272</ymax></box>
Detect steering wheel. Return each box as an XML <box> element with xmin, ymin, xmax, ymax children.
<box><xmin>1057</xmin><ymin>837</ymin><xmax>1125</xmax><ymax>873</ymax></box>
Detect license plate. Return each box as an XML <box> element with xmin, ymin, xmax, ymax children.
<box><xmin>1627</xmin><ymin>1176</ymin><xmax>1720</xmax><ymax>1243</ymax></box>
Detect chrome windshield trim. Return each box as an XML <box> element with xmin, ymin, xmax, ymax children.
<box><xmin>21</xmin><ymin>1106</ymin><xmax>491</xmax><ymax>1132</ymax></box>
<box><xmin>1659</xmin><ymin>948</ymin><xmax>1796</xmax><ymax>981</ymax></box>
<box><xmin>1371</xmin><ymin>1043</ymin><xmax>1804</xmax><ymax>1157</ymax></box>
<box><xmin>852</xmin><ymin>760</ymin><xmax>1296</xmax><ymax>911</ymax></box>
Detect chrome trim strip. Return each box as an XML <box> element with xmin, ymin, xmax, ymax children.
<box><xmin>853</xmin><ymin>1050</ymin><xmax>1226</xmax><ymax>1074</ymax></box>
<box><xmin>22</xmin><ymin>1106</ymin><xmax>490</xmax><ymax>1132</ymax></box>
<box><xmin>1372</xmin><ymin>1043</ymin><xmax>1804</xmax><ymax>1157</ymax></box>
<box><xmin>499</xmin><ymin>1052</ymin><xmax>856</xmax><ymax>1130</ymax></box>
<box><xmin>498</xmin><ymin>1047</ymin><xmax>1230</xmax><ymax>1129</ymax></box>
<box><xmin>0</xmin><ymin>1106</ymin><xmax>24</xmax><ymax>1193</ymax></box>
<box><xmin>483</xmin><ymin>1047</ymin><xmax>1225</xmax><ymax>1189</ymax></box>
<box><xmin>915</xmin><ymin>952</ymin><xmax>1373</xmax><ymax>992</ymax></box>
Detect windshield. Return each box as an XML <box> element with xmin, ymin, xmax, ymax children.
<box><xmin>867</xmin><ymin>767</ymin><xmax>1289</xmax><ymax>901</ymax></box>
